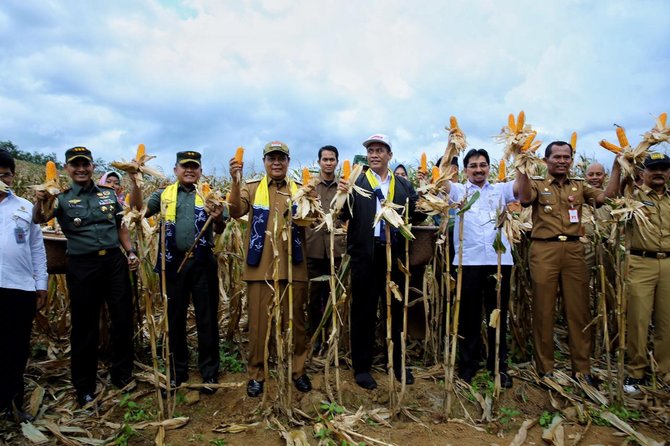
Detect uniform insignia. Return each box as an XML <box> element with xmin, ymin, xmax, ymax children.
<box><xmin>101</xmin><ymin>206</ymin><xmax>108</xmax><ymax>212</ymax></box>
<box><xmin>571</xmin><ymin>187</ymin><xmax>577</xmax><ymax>191</ymax></box>
<box><xmin>97</xmin><ymin>192</ymin><xmax>104</xmax><ymax>197</ymax></box>
<box><xmin>543</xmin><ymin>188</ymin><xmax>549</xmax><ymax>191</ymax></box>
<box><xmin>107</xmin><ymin>213</ymin><xmax>113</xmax><ymax>219</ymax></box>
<box><xmin>68</xmin><ymin>199</ymin><xmax>81</xmax><ymax>204</ymax></box>
<box><xmin>73</xmin><ymin>217</ymin><xmax>82</xmax><ymax>226</ymax></box>
<box><xmin>642</xmin><ymin>200</ymin><xmax>654</xmax><ymax>206</ymax></box>
<box><xmin>544</xmin><ymin>205</ymin><xmax>553</xmax><ymax>213</ymax></box>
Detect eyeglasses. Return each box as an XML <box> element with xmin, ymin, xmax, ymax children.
<box><xmin>466</xmin><ymin>163</ymin><xmax>489</xmax><ymax>169</ymax></box>
<box><xmin>0</xmin><ymin>172</ymin><xmax>14</xmax><ymax>179</ymax></box>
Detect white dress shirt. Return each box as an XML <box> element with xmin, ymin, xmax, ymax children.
<box><xmin>0</xmin><ymin>191</ymin><xmax>48</xmax><ymax>291</ymax></box>
<box><xmin>449</xmin><ymin>180</ymin><xmax>517</xmax><ymax>266</ymax></box>
<box><xmin>371</xmin><ymin>169</ymin><xmax>391</xmax><ymax>237</ymax></box>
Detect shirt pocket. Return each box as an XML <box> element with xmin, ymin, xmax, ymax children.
<box><xmin>65</xmin><ymin>205</ymin><xmax>91</xmax><ymax>221</ymax></box>
<box><xmin>538</xmin><ymin>193</ymin><xmax>557</xmax><ymax>206</ymax></box>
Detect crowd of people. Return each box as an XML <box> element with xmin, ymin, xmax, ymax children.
<box><xmin>0</xmin><ymin>135</ymin><xmax>669</xmax><ymax>422</ymax></box>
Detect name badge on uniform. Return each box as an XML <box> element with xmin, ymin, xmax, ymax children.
<box><xmin>14</xmin><ymin>226</ymin><xmax>26</xmax><ymax>244</ymax></box>
<box><xmin>568</xmin><ymin>209</ymin><xmax>579</xmax><ymax>223</ymax></box>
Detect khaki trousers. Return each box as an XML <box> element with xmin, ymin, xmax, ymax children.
<box><xmin>626</xmin><ymin>256</ymin><xmax>670</xmax><ymax>379</ymax></box>
<box><xmin>246</xmin><ymin>281</ymin><xmax>308</xmax><ymax>381</ymax></box>
<box><xmin>530</xmin><ymin>240</ymin><xmax>591</xmax><ymax>375</ymax></box>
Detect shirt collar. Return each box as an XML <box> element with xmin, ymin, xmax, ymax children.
<box><xmin>466</xmin><ymin>180</ymin><xmax>490</xmax><ymax>190</ymax></box>
<box><xmin>318</xmin><ymin>173</ymin><xmax>336</xmax><ymax>186</ymax></box>
<box><xmin>371</xmin><ymin>169</ymin><xmax>391</xmax><ymax>184</ymax></box>
<box><xmin>640</xmin><ymin>183</ymin><xmax>669</xmax><ymax>197</ymax></box>
<box><xmin>71</xmin><ymin>181</ymin><xmax>100</xmax><ymax>195</ymax></box>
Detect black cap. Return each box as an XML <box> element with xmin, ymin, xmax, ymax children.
<box><xmin>176</xmin><ymin>151</ymin><xmax>201</xmax><ymax>165</ymax></box>
<box><xmin>65</xmin><ymin>146</ymin><xmax>93</xmax><ymax>163</ymax></box>
<box><xmin>643</xmin><ymin>152</ymin><xmax>670</xmax><ymax>169</ymax></box>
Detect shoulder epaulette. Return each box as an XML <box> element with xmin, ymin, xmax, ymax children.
<box><xmin>246</xmin><ymin>178</ymin><xmax>262</xmax><ymax>184</ymax></box>
<box><xmin>62</xmin><ymin>185</ymin><xmax>72</xmax><ymax>192</ymax></box>
<box><xmin>531</xmin><ymin>176</ymin><xmax>544</xmax><ymax>180</ymax></box>
<box><xmin>571</xmin><ymin>177</ymin><xmax>585</xmax><ymax>181</ymax></box>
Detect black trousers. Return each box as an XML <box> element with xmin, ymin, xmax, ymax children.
<box><xmin>458</xmin><ymin>265</ymin><xmax>511</xmax><ymax>375</ymax></box>
<box><xmin>67</xmin><ymin>249</ymin><xmax>134</xmax><ymax>397</ymax></box>
<box><xmin>164</xmin><ymin>253</ymin><xmax>220</xmax><ymax>382</ymax></box>
<box><xmin>350</xmin><ymin>244</ymin><xmax>405</xmax><ymax>374</ymax></box>
<box><xmin>0</xmin><ymin>288</ymin><xmax>37</xmax><ymax>412</ymax></box>
<box><xmin>307</xmin><ymin>256</ymin><xmax>341</xmax><ymax>335</ymax></box>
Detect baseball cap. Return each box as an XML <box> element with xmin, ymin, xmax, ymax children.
<box><xmin>176</xmin><ymin>151</ymin><xmax>201</xmax><ymax>165</ymax></box>
<box><xmin>643</xmin><ymin>152</ymin><xmax>670</xmax><ymax>169</ymax></box>
<box><xmin>263</xmin><ymin>141</ymin><xmax>290</xmax><ymax>156</ymax></box>
<box><xmin>65</xmin><ymin>146</ymin><xmax>93</xmax><ymax>163</ymax></box>
<box><xmin>362</xmin><ymin>133</ymin><xmax>392</xmax><ymax>150</ymax></box>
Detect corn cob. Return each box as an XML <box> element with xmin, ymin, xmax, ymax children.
<box><xmin>659</xmin><ymin>112</ymin><xmax>667</xmax><ymax>128</ymax></box>
<box><xmin>497</xmin><ymin>159</ymin><xmax>506</xmax><ymax>181</ymax></box>
<box><xmin>420</xmin><ymin>153</ymin><xmax>427</xmax><ymax>173</ymax></box>
<box><xmin>570</xmin><ymin>132</ymin><xmax>577</xmax><ymax>151</ymax></box>
<box><xmin>599</xmin><ymin>139</ymin><xmax>622</xmax><ymax>154</ymax></box>
<box><xmin>135</xmin><ymin>143</ymin><xmax>145</xmax><ymax>162</ymax></box>
<box><xmin>516</xmin><ymin>111</ymin><xmax>525</xmax><ymax>131</ymax></box>
<box><xmin>521</xmin><ymin>131</ymin><xmax>536</xmax><ymax>152</ymax></box>
<box><xmin>342</xmin><ymin>160</ymin><xmax>351</xmax><ymax>180</ymax></box>
<box><xmin>201</xmin><ymin>182</ymin><xmax>211</xmax><ymax>197</ymax></box>
<box><xmin>449</xmin><ymin>116</ymin><xmax>459</xmax><ymax>130</ymax></box>
<box><xmin>302</xmin><ymin>167</ymin><xmax>311</xmax><ymax>185</ymax></box>
<box><xmin>234</xmin><ymin>147</ymin><xmax>244</xmax><ymax>163</ymax></box>
<box><xmin>431</xmin><ymin>165</ymin><xmax>440</xmax><ymax>183</ymax></box>
<box><xmin>616</xmin><ymin>127</ymin><xmax>629</xmax><ymax>149</ymax></box>
<box><xmin>45</xmin><ymin>161</ymin><xmax>57</xmax><ymax>181</ymax></box>
<box><xmin>508</xmin><ymin>113</ymin><xmax>516</xmax><ymax>134</ymax></box>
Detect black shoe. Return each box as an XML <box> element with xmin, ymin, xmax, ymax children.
<box><xmin>394</xmin><ymin>368</ymin><xmax>415</xmax><ymax>385</ymax></box>
<box><xmin>111</xmin><ymin>375</ymin><xmax>134</xmax><ymax>390</ymax></box>
<box><xmin>354</xmin><ymin>372</ymin><xmax>377</xmax><ymax>390</ymax></box>
<box><xmin>200</xmin><ymin>377</ymin><xmax>218</xmax><ymax>395</ymax></box>
<box><xmin>17</xmin><ymin>410</ymin><xmax>34</xmax><ymax>423</ymax></box>
<box><xmin>293</xmin><ymin>374</ymin><xmax>312</xmax><ymax>393</ymax></box>
<box><xmin>623</xmin><ymin>376</ymin><xmax>642</xmax><ymax>394</ymax></box>
<box><xmin>246</xmin><ymin>379</ymin><xmax>264</xmax><ymax>397</ymax></box>
<box><xmin>499</xmin><ymin>372</ymin><xmax>513</xmax><ymax>389</ymax></box>
<box><xmin>77</xmin><ymin>393</ymin><xmax>96</xmax><ymax>408</ymax></box>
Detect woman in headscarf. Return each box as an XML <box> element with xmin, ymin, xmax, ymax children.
<box><xmin>99</xmin><ymin>171</ymin><xmax>126</xmax><ymax>202</ymax></box>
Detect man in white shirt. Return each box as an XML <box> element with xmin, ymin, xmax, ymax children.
<box><xmin>445</xmin><ymin>149</ymin><xmax>520</xmax><ymax>388</ymax></box>
<box><xmin>0</xmin><ymin>150</ymin><xmax>48</xmax><ymax>422</ymax></box>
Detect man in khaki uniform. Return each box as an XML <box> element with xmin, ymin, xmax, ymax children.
<box><xmin>517</xmin><ymin>141</ymin><xmax>620</xmax><ymax>382</ymax></box>
<box><xmin>623</xmin><ymin>153</ymin><xmax>670</xmax><ymax>394</ymax></box>
<box><xmin>229</xmin><ymin>141</ymin><xmax>311</xmax><ymax>397</ymax></box>
<box><xmin>582</xmin><ymin>163</ymin><xmax>612</xmax><ymax>272</ymax></box>
<box><xmin>305</xmin><ymin>145</ymin><xmax>346</xmax><ymax>344</ymax></box>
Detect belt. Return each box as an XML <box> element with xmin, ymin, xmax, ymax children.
<box><xmin>630</xmin><ymin>249</ymin><xmax>670</xmax><ymax>259</ymax></box>
<box><xmin>531</xmin><ymin>235</ymin><xmax>580</xmax><ymax>242</ymax></box>
<box><xmin>71</xmin><ymin>247</ymin><xmax>120</xmax><ymax>258</ymax></box>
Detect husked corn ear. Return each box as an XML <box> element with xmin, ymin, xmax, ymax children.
<box><xmin>449</xmin><ymin>116</ymin><xmax>459</xmax><ymax>130</ymax></box>
<box><xmin>521</xmin><ymin>131</ymin><xmax>536</xmax><ymax>151</ymax></box>
<box><xmin>45</xmin><ymin>161</ymin><xmax>57</xmax><ymax>181</ymax></box>
<box><xmin>342</xmin><ymin>160</ymin><xmax>351</xmax><ymax>180</ymax></box>
<box><xmin>599</xmin><ymin>139</ymin><xmax>622</xmax><ymax>154</ymax></box>
<box><xmin>124</xmin><ymin>195</ymin><xmax>130</xmax><ymax>205</ymax></box>
<box><xmin>234</xmin><ymin>147</ymin><xmax>244</xmax><ymax>163</ymax></box>
<box><xmin>497</xmin><ymin>159</ymin><xmax>506</xmax><ymax>181</ymax></box>
<box><xmin>616</xmin><ymin>127</ymin><xmax>629</xmax><ymax>148</ymax></box>
<box><xmin>302</xmin><ymin>167</ymin><xmax>311</xmax><ymax>185</ymax></box>
<box><xmin>420</xmin><ymin>153</ymin><xmax>427</xmax><ymax>173</ymax></box>
<box><xmin>516</xmin><ymin>111</ymin><xmax>525</xmax><ymax>131</ymax></box>
<box><xmin>431</xmin><ymin>165</ymin><xmax>440</xmax><ymax>183</ymax></box>
<box><xmin>135</xmin><ymin>143</ymin><xmax>145</xmax><ymax>161</ymax></box>
<box><xmin>570</xmin><ymin>132</ymin><xmax>577</xmax><ymax>151</ymax></box>
<box><xmin>660</xmin><ymin>112</ymin><xmax>667</xmax><ymax>128</ymax></box>
<box><xmin>508</xmin><ymin>113</ymin><xmax>516</xmax><ymax>134</ymax></box>
<box><xmin>202</xmin><ymin>182</ymin><xmax>211</xmax><ymax>196</ymax></box>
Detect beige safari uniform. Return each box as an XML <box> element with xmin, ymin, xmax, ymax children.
<box><xmin>236</xmin><ymin>178</ymin><xmax>308</xmax><ymax>381</ymax></box>
<box><xmin>527</xmin><ymin>174</ymin><xmax>601</xmax><ymax>375</ymax></box>
<box><xmin>626</xmin><ymin>185</ymin><xmax>670</xmax><ymax>380</ymax></box>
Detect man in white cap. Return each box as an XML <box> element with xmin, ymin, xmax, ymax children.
<box><xmin>338</xmin><ymin>133</ymin><xmax>424</xmax><ymax>389</ymax></box>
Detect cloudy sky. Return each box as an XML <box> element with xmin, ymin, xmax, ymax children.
<box><xmin>1</xmin><ymin>0</ymin><xmax>669</xmax><ymax>176</ymax></box>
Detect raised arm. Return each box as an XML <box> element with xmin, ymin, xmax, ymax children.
<box><xmin>228</xmin><ymin>156</ymin><xmax>245</xmax><ymax>218</ymax></box>
<box><xmin>516</xmin><ymin>168</ymin><xmax>532</xmax><ymax>205</ymax></box>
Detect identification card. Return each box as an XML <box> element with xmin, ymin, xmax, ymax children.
<box><xmin>14</xmin><ymin>226</ymin><xmax>26</xmax><ymax>243</ymax></box>
<box><xmin>568</xmin><ymin>209</ymin><xmax>579</xmax><ymax>223</ymax></box>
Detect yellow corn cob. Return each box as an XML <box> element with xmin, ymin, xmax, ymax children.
<box><xmin>497</xmin><ymin>159</ymin><xmax>506</xmax><ymax>181</ymax></box>
<box><xmin>599</xmin><ymin>139</ymin><xmax>622</xmax><ymax>154</ymax></box>
<box><xmin>616</xmin><ymin>127</ymin><xmax>629</xmax><ymax>149</ymax></box>
<box><xmin>135</xmin><ymin>143</ymin><xmax>145</xmax><ymax>162</ymax></box>
<box><xmin>508</xmin><ymin>113</ymin><xmax>516</xmax><ymax>134</ymax></box>
<box><xmin>431</xmin><ymin>165</ymin><xmax>440</xmax><ymax>183</ymax></box>
<box><xmin>658</xmin><ymin>112</ymin><xmax>667</xmax><ymax>129</ymax></box>
<box><xmin>420</xmin><ymin>152</ymin><xmax>427</xmax><ymax>173</ymax></box>
<box><xmin>516</xmin><ymin>111</ymin><xmax>525</xmax><ymax>131</ymax></box>
<box><xmin>570</xmin><ymin>132</ymin><xmax>577</xmax><ymax>151</ymax></box>
<box><xmin>449</xmin><ymin>116</ymin><xmax>459</xmax><ymax>130</ymax></box>
<box><xmin>342</xmin><ymin>160</ymin><xmax>351</xmax><ymax>180</ymax></box>
<box><xmin>521</xmin><ymin>131</ymin><xmax>536</xmax><ymax>152</ymax></box>
<box><xmin>302</xmin><ymin>167</ymin><xmax>311</xmax><ymax>185</ymax></box>
<box><xmin>234</xmin><ymin>147</ymin><xmax>244</xmax><ymax>164</ymax></box>
<box><xmin>201</xmin><ymin>182</ymin><xmax>211</xmax><ymax>197</ymax></box>
<box><xmin>124</xmin><ymin>195</ymin><xmax>130</xmax><ymax>205</ymax></box>
<box><xmin>45</xmin><ymin>161</ymin><xmax>57</xmax><ymax>181</ymax></box>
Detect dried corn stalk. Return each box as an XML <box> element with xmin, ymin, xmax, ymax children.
<box><xmin>112</xmin><ymin>143</ymin><xmax>164</xmax><ymax>188</ymax></box>
<box><xmin>496</xmin><ymin>205</ymin><xmax>532</xmax><ymax>245</ymax></box>
<box><xmin>373</xmin><ymin>200</ymin><xmax>414</xmax><ymax>241</ymax></box>
<box><xmin>292</xmin><ymin>174</ymin><xmax>324</xmax><ymax>227</ymax></box>
<box><xmin>330</xmin><ymin>163</ymin><xmax>371</xmax><ymax>216</ymax></box>
<box><xmin>607</xmin><ymin>196</ymin><xmax>654</xmax><ymax>240</ymax></box>
<box><xmin>439</xmin><ymin>116</ymin><xmax>468</xmax><ymax>174</ymax></box>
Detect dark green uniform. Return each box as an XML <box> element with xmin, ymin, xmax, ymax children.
<box><xmin>54</xmin><ymin>182</ymin><xmax>134</xmax><ymax>399</ymax></box>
